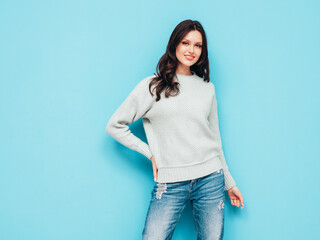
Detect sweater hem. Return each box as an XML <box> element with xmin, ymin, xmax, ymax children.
<box><xmin>156</xmin><ymin>156</ymin><xmax>223</xmax><ymax>183</ymax></box>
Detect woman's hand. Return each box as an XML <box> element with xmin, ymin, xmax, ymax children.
<box><xmin>227</xmin><ymin>186</ymin><xmax>244</xmax><ymax>209</ymax></box>
<box><xmin>150</xmin><ymin>156</ymin><xmax>158</xmax><ymax>182</ymax></box>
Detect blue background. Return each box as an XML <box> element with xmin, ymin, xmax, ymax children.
<box><xmin>1</xmin><ymin>0</ymin><xmax>319</xmax><ymax>239</ymax></box>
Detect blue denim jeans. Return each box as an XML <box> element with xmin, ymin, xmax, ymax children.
<box><xmin>142</xmin><ymin>169</ymin><xmax>225</xmax><ymax>240</ymax></box>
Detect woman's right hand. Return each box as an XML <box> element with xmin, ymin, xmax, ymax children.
<box><xmin>150</xmin><ymin>156</ymin><xmax>158</xmax><ymax>182</ymax></box>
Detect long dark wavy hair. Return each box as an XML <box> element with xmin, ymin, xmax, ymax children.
<box><xmin>149</xmin><ymin>19</ymin><xmax>210</xmax><ymax>101</ymax></box>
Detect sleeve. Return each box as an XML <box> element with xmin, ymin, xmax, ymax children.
<box><xmin>105</xmin><ymin>77</ymin><xmax>154</xmax><ymax>160</ymax></box>
<box><xmin>208</xmin><ymin>84</ymin><xmax>237</xmax><ymax>191</ymax></box>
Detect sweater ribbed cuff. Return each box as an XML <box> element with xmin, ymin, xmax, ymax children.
<box><xmin>224</xmin><ymin>170</ymin><xmax>236</xmax><ymax>191</ymax></box>
<box><xmin>136</xmin><ymin>141</ymin><xmax>153</xmax><ymax>159</ymax></box>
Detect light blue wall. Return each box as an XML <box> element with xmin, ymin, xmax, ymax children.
<box><xmin>0</xmin><ymin>0</ymin><xmax>319</xmax><ymax>239</ymax></box>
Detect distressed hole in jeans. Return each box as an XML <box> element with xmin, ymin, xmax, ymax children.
<box><xmin>218</xmin><ymin>200</ymin><xmax>224</xmax><ymax>210</ymax></box>
<box><xmin>156</xmin><ymin>183</ymin><xmax>167</xmax><ymax>199</ymax></box>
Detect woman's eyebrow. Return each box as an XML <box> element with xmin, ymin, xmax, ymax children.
<box><xmin>182</xmin><ymin>39</ymin><xmax>203</xmax><ymax>44</ymax></box>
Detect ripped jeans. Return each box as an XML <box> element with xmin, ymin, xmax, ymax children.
<box><xmin>142</xmin><ymin>169</ymin><xmax>225</xmax><ymax>240</ymax></box>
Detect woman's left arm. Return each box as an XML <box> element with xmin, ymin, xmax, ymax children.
<box><xmin>208</xmin><ymin>83</ymin><xmax>244</xmax><ymax>209</ymax></box>
<box><xmin>208</xmin><ymin>84</ymin><xmax>236</xmax><ymax>190</ymax></box>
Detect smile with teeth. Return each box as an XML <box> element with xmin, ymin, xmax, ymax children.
<box><xmin>185</xmin><ymin>55</ymin><xmax>195</xmax><ymax>60</ymax></box>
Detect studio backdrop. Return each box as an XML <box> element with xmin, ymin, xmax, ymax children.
<box><xmin>0</xmin><ymin>0</ymin><xmax>319</xmax><ymax>239</ymax></box>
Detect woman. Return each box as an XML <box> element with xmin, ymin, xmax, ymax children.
<box><xmin>106</xmin><ymin>19</ymin><xmax>244</xmax><ymax>240</ymax></box>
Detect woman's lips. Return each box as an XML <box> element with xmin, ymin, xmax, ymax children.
<box><xmin>185</xmin><ymin>55</ymin><xmax>195</xmax><ymax>60</ymax></box>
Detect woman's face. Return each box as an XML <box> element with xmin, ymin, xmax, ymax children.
<box><xmin>175</xmin><ymin>30</ymin><xmax>203</xmax><ymax>70</ymax></box>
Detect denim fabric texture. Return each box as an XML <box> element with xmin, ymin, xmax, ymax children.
<box><xmin>142</xmin><ymin>169</ymin><xmax>225</xmax><ymax>240</ymax></box>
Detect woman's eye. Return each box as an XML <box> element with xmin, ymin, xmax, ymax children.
<box><xmin>182</xmin><ymin>42</ymin><xmax>202</xmax><ymax>48</ymax></box>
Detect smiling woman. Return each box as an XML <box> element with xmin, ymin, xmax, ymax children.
<box><xmin>175</xmin><ymin>31</ymin><xmax>203</xmax><ymax>74</ymax></box>
<box><xmin>105</xmin><ymin>19</ymin><xmax>244</xmax><ymax>240</ymax></box>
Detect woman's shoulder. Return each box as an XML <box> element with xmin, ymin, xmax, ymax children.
<box><xmin>135</xmin><ymin>74</ymin><xmax>156</xmax><ymax>87</ymax></box>
<box><xmin>206</xmin><ymin>80</ymin><xmax>215</xmax><ymax>90</ymax></box>
<box><xmin>201</xmin><ymin>80</ymin><xmax>216</xmax><ymax>97</ymax></box>
<box><xmin>130</xmin><ymin>74</ymin><xmax>157</xmax><ymax>97</ymax></box>
<box><xmin>193</xmin><ymin>73</ymin><xmax>214</xmax><ymax>86</ymax></box>
<box><xmin>140</xmin><ymin>74</ymin><xmax>157</xmax><ymax>84</ymax></box>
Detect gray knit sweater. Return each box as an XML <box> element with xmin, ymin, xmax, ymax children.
<box><xmin>105</xmin><ymin>71</ymin><xmax>236</xmax><ymax>190</ymax></box>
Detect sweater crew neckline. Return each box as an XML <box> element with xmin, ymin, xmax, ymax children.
<box><xmin>175</xmin><ymin>71</ymin><xmax>196</xmax><ymax>77</ymax></box>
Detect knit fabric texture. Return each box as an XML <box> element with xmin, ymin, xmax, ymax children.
<box><xmin>106</xmin><ymin>71</ymin><xmax>236</xmax><ymax>190</ymax></box>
